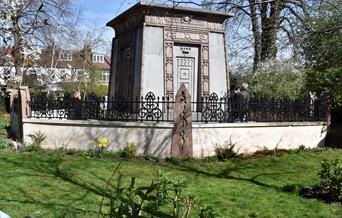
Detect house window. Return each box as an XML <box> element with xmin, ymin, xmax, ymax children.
<box><xmin>60</xmin><ymin>52</ymin><xmax>72</xmax><ymax>61</ymax></box>
<box><xmin>100</xmin><ymin>71</ymin><xmax>110</xmax><ymax>83</ymax></box>
<box><xmin>92</xmin><ymin>54</ymin><xmax>104</xmax><ymax>63</ymax></box>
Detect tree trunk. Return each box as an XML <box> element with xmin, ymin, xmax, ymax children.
<box><xmin>260</xmin><ymin>0</ymin><xmax>283</xmax><ymax>62</ymax></box>
<box><xmin>248</xmin><ymin>0</ymin><xmax>261</xmax><ymax>73</ymax></box>
<box><xmin>13</xmin><ymin>16</ymin><xmax>24</xmax><ymax>78</ymax></box>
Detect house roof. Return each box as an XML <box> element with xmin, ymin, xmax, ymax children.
<box><xmin>37</xmin><ymin>48</ymin><xmax>110</xmax><ymax>70</ymax></box>
<box><xmin>92</xmin><ymin>55</ymin><xmax>111</xmax><ymax>70</ymax></box>
<box><xmin>107</xmin><ymin>2</ymin><xmax>234</xmax><ymax>27</ymax></box>
<box><xmin>0</xmin><ymin>47</ymin><xmax>111</xmax><ymax>70</ymax></box>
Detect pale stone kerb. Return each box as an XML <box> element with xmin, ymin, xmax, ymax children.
<box><xmin>22</xmin><ymin>119</ymin><xmax>174</xmax><ymax>129</ymax></box>
<box><xmin>192</xmin><ymin>122</ymin><xmax>327</xmax><ymax>129</ymax></box>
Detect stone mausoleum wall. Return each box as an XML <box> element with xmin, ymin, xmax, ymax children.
<box><xmin>22</xmin><ymin>119</ymin><xmax>327</xmax><ymax>157</ymax></box>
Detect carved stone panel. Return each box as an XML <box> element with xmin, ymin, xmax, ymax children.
<box><xmin>165</xmin><ymin>30</ymin><xmax>208</xmax><ymax>44</ymax></box>
<box><xmin>201</xmin><ymin>45</ymin><xmax>210</xmax><ymax>96</ymax></box>
<box><xmin>171</xmin><ymin>84</ymin><xmax>193</xmax><ymax>157</ymax></box>
<box><xmin>145</xmin><ymin>15</ymin><xmax>166</xmax><ymax>25</ymax></box>
<box><xmin>145</xmin><ymin>13</ymin><xmax>208</xmax><ymax>30</ymax></box>
<box><xmin>164</xmin><ymin>42</ymin><xmax>174</xmax><ymax>99</ymax></box>
<box><xmin>207</xmin><ymin>21</ymin><xmax>223</xmax><ymax>31</ymax></box>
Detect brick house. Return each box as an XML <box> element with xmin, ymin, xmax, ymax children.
<box><xmin>0</xmin><ymin>47</ymin><xmax>111</xmax><ymax>92</ymax></box>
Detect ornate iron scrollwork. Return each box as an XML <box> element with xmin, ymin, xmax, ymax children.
<box><xmin>202</xmin><ymin>93</ymin><xmax>225</xmax><ymax>123</ymax></box>
<box><xmin>106</xmin><ymin>95</ymin><xmax>132</xmax><ymax>121</ymax></box>
<box><xmin>82</xmin><ymin>93</ymin><xmax>98</xmax><ymax>119</ymax></box>
<box><xmin>27</xmin><ymin>91</ymin><xmax>322</xmax><ymax>123</ymax></box>
<box><xmin>138</xmin><ymin>92</ymin><xmax>162</xmax><ymax>121</ymax></box>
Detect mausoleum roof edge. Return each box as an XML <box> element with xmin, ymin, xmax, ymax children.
<box><xmin>106</xmin><ymin>2</ymin><xmax>234</xmax><ymax>28</ymax></box>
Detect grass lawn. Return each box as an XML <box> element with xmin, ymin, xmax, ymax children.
<box><xmin>0</xmin><ymin>116</ymin><xmax>341</xmax><ymax>217</ymax></box>
<box><xmin>0</xmin><ymin>114</ymin><xmax>9</xmax><ymax>140</ymax></box>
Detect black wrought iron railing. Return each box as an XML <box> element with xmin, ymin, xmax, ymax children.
<box><xmin>28</xmin><ymin>92</ymin><xmax>326</xmax><ymax>123</ymax></box>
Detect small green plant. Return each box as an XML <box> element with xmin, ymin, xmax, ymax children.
<box><xmin>88</xmin><ymin>138</ymin><xmax>111</xmax><ymax>158</ymax></box>
<box><xmin>119</xmin><ymin>142</ymin><xmax>137</xmax><ymax>158</ymax></box>
<box><xmin>0</xmin><ymin>91</ymin><xmax>8</xmax><ymax>114</ymax></box>
<box><xmin>298</xmin><ymin>145</ymin><xmax>306</xmax><ymax>151</ymax></box>
<box><xmin>318</xmin><ymin>159</ymin><xmax>342</xmax><ymax>201</ymax></box>
<box><xmin>215</xmin><ymin>142</ymin><xmax>238</xmax><ymax>161</ymax></box>
<box><xmin>100</xmin><ymin>170</ymin><xmax>218</xmax><ymax>218</ymax></box>
<box><xmin>199</xmin><ymin>205</ymin><xmax>219</xmax><ymax>218</ymax></box>
<box><xmin>26</xmin><ymin>131</ymin><xmax>46</xmax><ymax>151</ymax></box>
<box><xmin>55</xmin><ymin>147</ymin><xmax>89</xmax><ymax>158</ymax></box>
<box><xmin>294</xmin><ymin>145</ymin><xmax>306</xmax><ymax>153</ymax></box>
<box><xmin>0</xmin><ymin>138</ymin><xmax>13</xmax><ymax>150</ymax></box>
<box><xmin>140</xmin><ymin>153</ymin><xmax>160</xmax><ymax>162</ymax></box>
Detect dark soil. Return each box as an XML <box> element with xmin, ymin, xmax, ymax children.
<box><xmin>327</xmin><ymin>123</ymin><xmax>342</xmax><ymax>148</ymax></box>
<box><xmin>300</xmin><ymin>186</ymin><xmax>341</xmax><ymax>205</ymax></box>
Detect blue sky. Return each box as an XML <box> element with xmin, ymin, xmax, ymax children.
<box><xmin>71</xmin><ymin>0</ymin><xmax>204</xmax><ymax>53</ymax></box>
<box><xmin>73</xmin><ymin>0</ymin><xmax>140</xmax><ymax>38</ymax></box>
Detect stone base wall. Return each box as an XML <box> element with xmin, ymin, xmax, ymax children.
<box><xmin>23</xmin><ymin>119</ymin><xmax>172</xmax><ymax>157</ymax></box>
<box><xmin>192</xmin><ymin>122</ymin><xmax>327</xmax><ymax>157</ymax></box>
<box><xmin>22</xmin><ymin>119</ymin><xmax>327</xmax><ymax>157</ymax></box>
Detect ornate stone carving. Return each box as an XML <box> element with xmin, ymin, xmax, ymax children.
<box><xmin>165</xmin><ymin>30</ymin><xmax>209</xmax><ymax>43</ymax></box>
<box><xmin>201</xmin><ymin>45</ymin><xmax>210</xmax><ymax>96</ymax></box>
<box><xmin>165</xmin><ymin>58</ymin><xmax>173</xmax><ymax>75</ymax></box>
<box><xmin>202</xmin><ymin>45</ymin><xmax>209</xmax><ymax>61</ymax></box>
<box><xmin>203</xmin><ymin>79</ymin><xmax>209</xmax><ymax>96</ymax></box>
<box><xmin>166</xmin><ymin>75</ymin><xmax>173</xmax><ymax>93</ymax></box>
<box><xmin>182</xmin><ymin>16</ymin><xmax>191</xmax><ymax>24</ymax></box>
<box><xmin>145</xmin><ymin>15</ymin><xmax>166</xmax><ymax>25</ymax></box>
<box><xmin>164</xmin><ymin>41</ymin><xmax>174</xmax><ymax>98</ymax></box>
<box><xmin>207</xmin><ymin>22</ymin><xmax>223</xmax><ymax>31</ymax></box>
<box><xmin>145</xmin><ymin>13</ymin><xmax>222</xmax><ymax>32</ymax></box>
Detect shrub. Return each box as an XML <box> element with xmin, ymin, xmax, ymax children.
<box><xmin>101</xmin><ymin>170</ymin><xmax>218</xmax><ymax>218</ymax></box>
<box><xmin>0</xmin><ymin>92</ymin><xmax>7</xmax><ymax>114</ymax></box>
<box><xmin>237</xmin><ymin>59</ymin><xmax>305</xmax><ymax>99</ymax></box>
<box><xmin>0</xmin><ymin>138</ymin><xmax>13</xmax><ymax>150</ymax></box>
<box><xmin>215</xmin><ymin>142</ymin><xmax>238</xmax><ymax>161</ymax></box>
<box><xmin>140</xmin><ymin>153</ymin><xmax>160</xmax><ymax>162</ymax></box>
<box><xmin>199</xmin><ymin>206</ymin><xmax>219</xmax><ymax>218</ymax></box>
<box><xmin>119</xmin><ymin>142</ymin><xmax>137</xmax><ymax>158</ymax></box>
<box><xmin>292</xmin><ymin>145</ymin><xmax>308</xmax><ymax>154</ymax></box>
<box><xmin>26</xmin><ymin>131</ymin><xmax>46</xmax><ymax>151</ymax></box>
<box><xmin>318</xmin><ymin>159</ymin><xmax>342</xmax><ymax>201</ymax></box>
<box><xmin>304</xmin><ymin>67</ymin><xmax>342</xmax><ymax>121</ymax></box>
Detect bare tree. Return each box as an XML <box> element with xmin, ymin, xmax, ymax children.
<box><xmin>0</xmin><ymin>0</ymin><xmax>73</xmax><ymax>80</ymax></box>
<box><xmin>153</xmin><ymin>0</ymin><xmax>325</xmax><ymax>72</ymax></box>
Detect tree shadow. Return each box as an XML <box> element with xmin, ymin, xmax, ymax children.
<box><xmin>1</xmin><ymin>155</ymin><xmax>114</xmax><ymax>216</ymax></box>
<box><xmin>161</xmin><ymin>158</ymin><xmax>304</xmax><ymax>191</ymax></box>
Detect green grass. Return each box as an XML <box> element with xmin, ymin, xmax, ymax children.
<box><xmin>0</xmin><ymin>149</ymin><xmax>341</xmax><ymax>217</ymax></box>
<box><xmin>0</xmin><ymin>114</ymin><xmax>9</xmax><ymax>140</ymax></box>
<box><xmin>0</xmin><ymin>116</ymin><xmax>341</xmax><ymax>217</ymax></box>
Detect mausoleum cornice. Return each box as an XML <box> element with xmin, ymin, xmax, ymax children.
<box><xmin>107</xmin><ymin>2</ymin><xmax>234</xmax><ymax>35</ymax></box>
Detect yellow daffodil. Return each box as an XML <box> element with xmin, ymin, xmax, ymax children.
<box><xmin>98</xmin><ymin>138</ymin><xmax>111</xmax><ymax>144</ymax></box>
<box><xmin>99</xmin><ymin>143</ymin><xmax>108</xmax><ymax>148</ymax></box>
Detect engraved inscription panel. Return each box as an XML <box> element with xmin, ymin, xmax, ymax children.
<box><xmin>175</xmin><ymin>58</ymin><xmax>195</xmax><ymax>102</ymax></box>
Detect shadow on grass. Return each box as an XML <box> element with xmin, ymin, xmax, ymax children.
<box><xmin>1</xmin><ymin>154</ymin><xmax>113</xmax><ymax>216</ymax></box>
<box><xmin>161</xmin><ymin>158</ymin><xmax>304</xmax><ymax>191</ymax></box>
<box><xmin>0</xmin><ymin>151</ymin><xmax>330</xmax><ymax>216</ymax></box>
